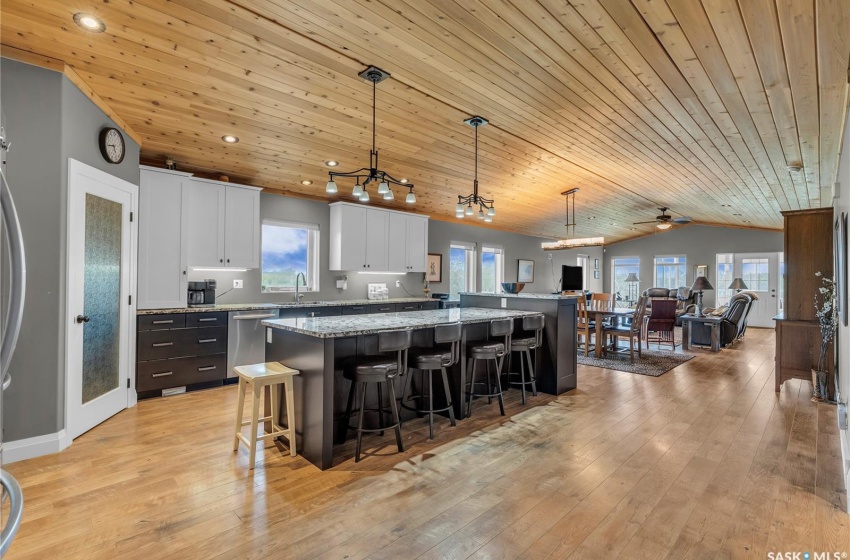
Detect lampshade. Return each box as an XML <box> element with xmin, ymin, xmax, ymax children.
<box><xmin>691</xmin><ymin>276</ymin><xmax>714</xmax><ymax>291</ymax></box>
<box><xmin>728</xmin><ymin>277</ymin><xmax>748</xmax><ymax>291</ymax></box>
<box><xmin>625</xmin><ymin>273</ymin><xmax>640</xmax><ymax>283</ymax></box>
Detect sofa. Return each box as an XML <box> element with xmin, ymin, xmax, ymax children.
<box><xmin>642</xmin><ymin>287</ymin><xmax>696</xmax><ymax>326</ymax></box>
<box><xmin>689</xmin><ymin>292</ymin><xmax>756</xmax><ymax>348</ymax></box>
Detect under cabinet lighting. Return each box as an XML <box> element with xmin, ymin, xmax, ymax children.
<box><xmin>192</xmin><ymin>267</ymin><xmax>249</xmax><ymax>272</ymax></box>
<box><xmin>356</xmin><ymin>271</ymin><xmax>406</xmax><ymax>275</ymax></box>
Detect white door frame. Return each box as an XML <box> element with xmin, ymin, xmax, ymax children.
<box><xmin>65</xmin><ymin>159</ymin><xmax>138</xmax><ymax>441</ymax></box>
<box><xmin>733</xmin><ymin>252</ymin><xmax>780</xmax><ymax>328</ymax></box>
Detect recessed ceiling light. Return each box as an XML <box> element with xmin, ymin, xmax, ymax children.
<box><xmin>325</xmin><ymin>160</ymin><xmax>339</xmax><ymax>167</ymax></box>
<box><xmin>786</xmin><ymin>163</ymin><xmax>803</xmax><ymax>172</ymax></box>
<box><xmin>301</xmin><ymin>180</ymin><xmax>313</xmax><ymax>186</ymax></box>
<box><xmin>221</xmin><ymin>135</ymin><xmax>239</xmax><ymax>144</ymax></box>
<box><xmin>399</xmin><ymin>178</ymin><xmax>409</xmax><ymax>184</ymax></box>
<box><xmin>73</xmin><ymin>13</ymin><xmax>106</xmax><ymax>33</ymax></box>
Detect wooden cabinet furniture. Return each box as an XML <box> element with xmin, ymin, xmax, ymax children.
<box><xmin>681</xmin><ymin>315</ymin><xmax>722</xmax><ymax>352</ymax></box>
<box><xmin>329</xmin><ymin>202</ymin><xmax>429</xmax><ymax>272</ymax></box>
<box><xmin>776</xmin><ymin>208</ymin><xmax>834</xmax><ymax>396</ymax></box>
<box><xmin>138</xmin><ymin>167</ymin><xmax>191</xmax><ymax>309</ymax></box>
<box><xmin>136</xmin><ymin>311</ymin><xmax>228</xmax><ymax>396</ymax></box>
<box><xmin>187</xmin><ymin>178</ymin><xmax>261</xmax><ymax>269</ymax></box>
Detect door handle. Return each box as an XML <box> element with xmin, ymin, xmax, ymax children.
<box><xmin>197</xmin><ymin>365</ymin><xmax>217</xmax><ymax>372</ymax></box>
<box><xmin>76</xmin><ymin>315</ymin><xmax>90</xmax><ymax>324</ymax></box>
<box><xmin>151</xmin><ymin>371</ymin><xmax>173</xmax><ymax>378</ymax></box>
<box><xmin>152</xmin><ymin>342</ymin><xmax>173</xmax><ymax>347</ymax></box>
<box><xmin>152</xmin><ymin>319</ymin><xmax>174</xmax><ymax>325</ymax></box>
<box><xmin>198</xmin><ymin>338</ymin><xmax>217</xmax><ymax>343</ymax></box>
<box><xmin>198</xmin><ymin>317</ymin><xmax>218</xmax><ymax>322</ymax></box>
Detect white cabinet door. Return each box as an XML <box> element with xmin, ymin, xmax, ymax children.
<box><xmin>365</xmin><ymin>208</ymin><xmax>389</xmax><ymax>271</ymax></box>
<box><xmin>330</xmin><ymin>203</ymin><xmax>367</xmax><ymax>270</ymax></box>
<box><xmin>387</xmin><ymin>212</ymin><xmax>408</xmax><ymax>272</ymax></box>
<box><xmin>406</xmin><ymin>216</ymin><xmax>428</xmax><ymax>272</ymax></box>
<box><xmin>224</xmin><ymin>186</ymin><xmax>260</xmax><ymax>268</ymax></box>
<box><xmin>186</xmin><ymin>181</ymin><xmax>225</xmax><ymax>267</ymax></box>
<box><xmin>138</xmin><ymin>168</ymin><xmax>190</xmax><ymax>309</ymax></box>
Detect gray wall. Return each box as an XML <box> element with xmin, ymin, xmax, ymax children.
<box><xmin>603</xmin><ymin>224</ymin><xmax>784</xmax><ymax>308</ymax></box>
<box><xmin>833</xmin><ymin>111</ymin><xmax>849</xmax><ymax>472</ymax></box>
<box><xmin>192</xmin><ymin>194</ymin><xmax>604</xmax><ymax>303</ymax></box>
<box><xmin>1</xmin><ymin>58</ymin><xmax>140</xmax><ymax>442</ymax></box>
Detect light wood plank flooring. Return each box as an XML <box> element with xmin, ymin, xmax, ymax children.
<box><xmin>4</xmin><ymin>328</ymin><xmax>848</xmax><ymax>559</ymax></box>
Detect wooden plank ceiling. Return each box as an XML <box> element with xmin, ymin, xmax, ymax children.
<box><xmin>2</xmin><ymin>0</ymin><xmax>849</xmax><ymax>242</ymax></box>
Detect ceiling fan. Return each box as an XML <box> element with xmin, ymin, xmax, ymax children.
<box><xmin>633</xmin><ymin>207</ymin><xmax>693</xmax><ymax>230</ymax></box>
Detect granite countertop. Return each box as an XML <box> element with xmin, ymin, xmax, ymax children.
<box><xmin>262</xmin><ymin>307</ymin><xmax>544</xmax><ymax>338</ymax></box>
<box><xmin>459</xmin><ymin>292</ymin><xmax>576</xmax><ymax>300</ymax></box>
<box><xmin>136</xmin><ymin>297</ymin><xmax>433</xmax><ymax>315</ymax></box>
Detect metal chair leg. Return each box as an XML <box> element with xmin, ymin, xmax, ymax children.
<box><xmin>493</xmin><ymin>358</ymin><xmax>505</xmax><ymax>416</ymax></box>
<box><xmin>376</xmin><ymin>382</ymin><xmax>385</xmax><ymax>436</ymax></box>
<box><xmin>387</xmin><ymin>379</ymin><xmax>404</xmax><ymax>452</ymax></box>
<box><xmin>355</xmin><ymin>382</ymin><xmax>366</xmax><ymax>463</ymax></box>
<box><xmin>427</xmin><ymin>370</ymin><xmax>434</xmax><ymax>439</ymax></box>
<box><xmin>527</xmin><ymin>349</ymin><xmax>538</xmax><ymax>396</ymax></box>
<box><xmin>441</xmin><ymin>367</ymin><xmax>456</xmax><ymax>427</ymax></box>
<box><xmin>518</xmin><ymin>350</ymin><xmax>527</xmax><ymax>404</ymax></box>
<box><xmin>466</xmin><ymin>358</ymin><xmax>477</xmax><ymax>418</ymax></box>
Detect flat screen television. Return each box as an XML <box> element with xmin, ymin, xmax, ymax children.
<box><xmin>561</xmin><ymin>265</ymin><xmax>584</xmax><ymax>291</ymax></box>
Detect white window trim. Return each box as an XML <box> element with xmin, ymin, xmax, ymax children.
<box><xmin>653</xmin><ymin>255</ymin><xmax>688</xmax><ymax>288</ymax></box>
<box><xmin>261</xmin><ymin>219</ymin><xmax>320</xmax><ymax>293</ymax></box>
<box><xmin>481</xmin><ymin>244</ymin><xmax>505</xmax><ymax>294</ymax></box>
<box><xmin>577</xmin><ymin>254</ymin><xmax>589</xmax><ymax>290</ymax></box>
<box><xmin>450</xmin><ymin>241</ymin><xmax>477</xmax><ymax>295</ymax></box>
<box><xmin>611</xmin><ymin>256</ymin><xmax>641</xmax><ymax>297</ymax></box>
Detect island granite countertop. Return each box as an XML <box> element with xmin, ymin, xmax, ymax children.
<box><xmin>262</xmin><ymin>307</ymin><xmax>544</xmax><ymax>338</ymax></box>
<box><xmin>136</xmin><ymin>297</ymin><xmax>434</xmax><ymax>315</ymax></box>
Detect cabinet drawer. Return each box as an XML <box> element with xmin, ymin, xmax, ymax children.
<box><xmin>370</xmin><ymin>304</ymin><xmax>396</xmax><ymax>313</ymax></box>
<box><xmin>186</xmin><ymin>312</ymin><xmax>228</xmax><ymax>328</ymax></box>
<box><xmin>138</xmin><ymin>313</ymin><xmax>186</xmax><ymax>331</ymax></box>
<box><xmin>138</xmin><ymin>327</ymin><xmax>228</xmax><ymax>360</ymax></box>
<box><xmin>419</xmin><ymin>302</ymin><xmax>439</xmax><ymax>311</ymax></box>
<box><xmin>342</xmin><ymin>304</ymin><xmax>370</xmax><ymax>315</ymax></box>
<box><xmin>396</xmin><ymin>303</ymin><xmax>419</xmax><ymax>312</ymax></box>
<box><xmin>137</xmin><ymin>354</ymin><xmax>226</xmax><ymax>392</ymax></box>
<box><xmin>305</xmin><ymin>307</ymin><xmax>342</xmax><ymax>318</ymax></box>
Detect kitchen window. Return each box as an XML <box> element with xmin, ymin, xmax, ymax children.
<box><xmin>654</xmin><ymin>256</ymin><xmax>687</xmax><ymax>290</ymax></box>
<box><xmin>450</xmin><ymin>241</ymin><xmax>476</xmax><ymax>300</ymax></box>
<box><xmin>261</xmin><ymin>220</ymin><xmax>320</xmax><ymax>292</ymax></box>
<box><xmin>480</xmin><ymin>245</ymin><xmax>504</xmax><ymax>294</ymax></box>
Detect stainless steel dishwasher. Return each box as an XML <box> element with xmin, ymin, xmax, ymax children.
<box><xmin>227</xmin><ymin>309</ymin><xmax>281</xmax><ymax>378</ymax></box>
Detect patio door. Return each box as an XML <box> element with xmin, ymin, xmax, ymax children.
<box><xmin>733</xmin><ymin>252</ymin><xmax>779</xmax><ymax>328</ymax></box>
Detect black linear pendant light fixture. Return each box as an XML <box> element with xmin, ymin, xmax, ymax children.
<box><xmin>455</xmin><ymin>116</ymin><xmax>495</xmax><ymax>221</ymax></box>
<box><xmin>325</xmin><ymin>66</ymin><xmax>415</xmax><ymax>204</ymax></box>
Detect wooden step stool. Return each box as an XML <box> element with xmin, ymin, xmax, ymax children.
<box><xmin>233</xmin><ymin>362</ymin><xmax>299</xmax><ymax>469</ymax></box>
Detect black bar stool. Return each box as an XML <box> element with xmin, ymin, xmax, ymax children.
<box><xmin>507</xmin><ymin>315</ymin><xmax>544</xmax><ymax>404</ymax></box>
<box><xmin>342</xmin><ymin>330</ymin><xmax>411</xmax><ymax>462</ymax></box>
<box><xmin>466</xmin><ymin>318</ymin><xmax>513</xmax><ymax>418</ymax></box>
<box><xmin>401</xmin><ymin>322</ymin><xmax>461</xmax><ymax>439</ymax></box>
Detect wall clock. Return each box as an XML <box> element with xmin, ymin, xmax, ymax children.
<box><xmin>98</xmin><ymin>127</ymin><xmax>125</xmax><ymax>164</ymax></box>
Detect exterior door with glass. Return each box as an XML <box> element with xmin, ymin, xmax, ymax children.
<box><xmin>733</xmin><ymin>252</ymin><xmax>779</xmax><ymax>328</ymax></box>
<box><xmin>66</xmin><ymin>160</ymin><xmax>137</xmax><ymax>440</ymax></box>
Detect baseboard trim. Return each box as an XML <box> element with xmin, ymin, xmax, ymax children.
<box><xmin>2</xmin><ymin>429</ymin><xmax>70</xmax><ymax>464</ymax></box>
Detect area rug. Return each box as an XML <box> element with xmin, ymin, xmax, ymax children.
<box><xmin>577</xmin><ymin>348</ymin><xmax>694</xmax><ymax>377</ymax></box>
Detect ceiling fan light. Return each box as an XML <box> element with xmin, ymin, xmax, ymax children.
<box><xmin>405</xmin><ymin>191</ymin><xmax>416</xmax><ymax>204</ymax></box>
<box><xmin>352</xmin><ymin>183</ymin><xmax>363</xmax><ymax>197</ymax></box>
<box><xmin>377</xmin><ymin>181</ymin><xmax>390</xmax><ymax>194</ymax></box>
<box><xmin>656</xmin><ymin>222</ymin><xmax>672</xmax><ymax>230</ymax></box>
<box><xmin>360</xmin><ymin>190</ymin><xmax>370</xmax><ymax>202</ymax></box>
<box><xmin>464</xmin><ymin>206</ymin><xmax>474</xmax><ymax>216</ymax></box>
<box><xmin>325</xmin><ymin>180</ymin><xmax>338</xmax><ymax>194</ymax></box>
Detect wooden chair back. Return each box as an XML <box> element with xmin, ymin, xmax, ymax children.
<box><xmin>590</xmin><ymin>293</ymin><xmax>614</xmax><ymax>311</ymax></box>
<box><xmin>577</xmin><ymin>297</ymin><xmax>590</xmax><ymax>325</ymax></box>
<box><xmin>630</xmin><ymin>296</ymin><xmax>648</xmax><ymax>333</ymax></box>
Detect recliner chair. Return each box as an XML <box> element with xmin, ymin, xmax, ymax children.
<box><xmin>643</xmin><ymin>287</ymin><xmax>696</xmax><ymax>326</ymax></box>
<box><xmin>689</xmin><ymin>292</ymin><xmax>754</xmax><ymax>348</ymax></box>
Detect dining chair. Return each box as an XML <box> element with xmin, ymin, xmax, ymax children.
<box><xmin>590</xmin><ymin>293</ymin><xmax>615</xmax><ymax>311</ymax></box>
<box><xmin>603</xmin><ymin>297</ymin><xmax>648</xmax><ymax>363</ymax></box>
<box><xmin>576</xmin><ymin>297</ymin><xmax>596</xmax><ymax>357</ymax></box>
<box><xmin>644</xmin><ymin>298</ymin><xmax>678</xmax><ymax>350</ymax></box>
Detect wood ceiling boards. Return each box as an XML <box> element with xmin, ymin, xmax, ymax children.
<box><xmin>2</xmin><ymin>0</ymin><xmax>848</xmax><ymax>242</ymax></box>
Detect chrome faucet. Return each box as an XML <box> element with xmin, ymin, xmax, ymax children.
<box><xmin>295</xmin><ymin>272</ymin><xmax>307</xmax><ymax>304</ymax></box>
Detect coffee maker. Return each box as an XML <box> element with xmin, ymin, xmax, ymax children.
<box><xmin>187</xmin><ymin>279</ymin><xmax>217</xmax><ymax>307</ymax></box>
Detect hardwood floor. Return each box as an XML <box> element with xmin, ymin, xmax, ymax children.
<box><xmin>5</xmin><ymin>328</ymin><xmax>848</xmax><ymax>559</ymax></box>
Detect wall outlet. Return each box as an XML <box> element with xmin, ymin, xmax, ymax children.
<box><xmin>233</xmin><ymin>279</ymin><xmax>243</xmax><ymax>289</ymax></box>
<box><xmin>396</xmin><ymin>280</ymin><xmax>401</xmax><ymax>287</ymax></box>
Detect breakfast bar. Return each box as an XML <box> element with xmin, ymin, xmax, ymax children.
<box><xmin>263</xmin><ymin>307</ymin><xmax>544</xmax><ymax>470</ymax></box>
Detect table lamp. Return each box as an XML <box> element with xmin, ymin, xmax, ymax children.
<box><xmin>728</xmin><ymin>277</ymin><xmax>748</xmax><ymax>293</ymax></box>
<box><xmin>691</xmin><ymin>276</ymin><xmax>714</xmax><ymax>317</ymax></box>
<box><xmin>625</xmin><ymin>272</ymin><xmax>640</xmax><ymax>304</ymax></box>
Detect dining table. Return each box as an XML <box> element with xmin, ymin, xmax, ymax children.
<box><xmin>584</xmin><ymin>306</ymin><xmax>638</xmax><ymax>358</ymax></box>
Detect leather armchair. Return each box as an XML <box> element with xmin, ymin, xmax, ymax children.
<box><xmin>643</xmin><ymin>287</ymin><xmax>696</xmax><ymax>326</ymax></box>
<box><xmin>689</xmin><ymin>292</ymin><xmax>755</xmax><ymax>348</ymax></box>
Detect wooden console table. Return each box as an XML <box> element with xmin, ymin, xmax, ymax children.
<box><xmin>680</xmin><ymin>314</ymin><xmax>722</xmax><ymax>352</ymax></box>
<box><xmin>774</xmin><ymin>314</ymin><xmax>833</xmax><ymax>396</ymax></box>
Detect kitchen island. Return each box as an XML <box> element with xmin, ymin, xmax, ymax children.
<box><xmin>263</xmin><ymin>307</ymin><xmax>544</xmax><ymax>470</ymax></box>
<box><xmin>459</xmin><ymin>292</ymin><xmax>578</xmax><ymax>395</ymax></box>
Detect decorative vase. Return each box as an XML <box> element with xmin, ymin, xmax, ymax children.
<box><xmin>817</xmin><ymin>369</ymin><xmax>829</xmax><ymax>402</ymax></box>
<box><xmin>811</xmin><ymin>369</ymin><xmax>828</xmax><ymax>401</ymax></box>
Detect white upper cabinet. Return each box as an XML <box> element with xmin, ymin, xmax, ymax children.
<box><xmin>188</xmin><ymin>178</ymin><xmax>261</xmax><ymax>269</ymax></box>
<box><xmin>329</xmin><ymin>202</ymin><xmax>428</xmax><ymax>272</ymax></box>
<box><xmin>138</xmin><ymin>167</ymin><xmax>192</xmax><ymax>309</ymax></box>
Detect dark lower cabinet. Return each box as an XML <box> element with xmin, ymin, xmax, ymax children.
<box><xmin>136</xmin><ymin>311</ymin><xmax>227</xmax><ymax>398</ymax></box>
